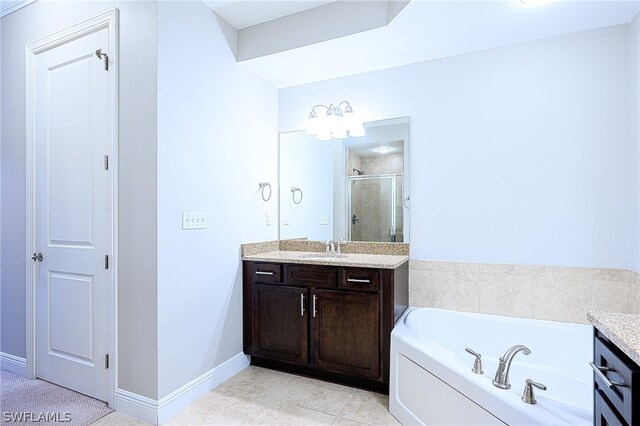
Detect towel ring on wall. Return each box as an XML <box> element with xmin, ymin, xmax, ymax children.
<box><xmin>259</xmin><ymin>182</ymin><xmax>272</xmax><ymax>202</ymax></box>
<box><xmin>403</xmin><ymin>196</ymin><xmax>410</xmax><ymax>209</ymax></box>
<box><xmin>291</xmin><ymin>186</ymin><xmax>303</xmax><ymax>204</ymax></box>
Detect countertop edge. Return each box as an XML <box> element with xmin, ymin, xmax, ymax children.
<box><xmin>587</xmin><ymin>311</ymin><xmax>640</xmax><ymax>367</ymax></box>
<box><xmin>241</xmin><ymin>251</ymin><xmax>409</xmax><ymax>270</ymax></box>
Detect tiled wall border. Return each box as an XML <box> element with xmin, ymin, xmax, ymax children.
<box><xmin>409</xmin><ymin>260</ymin><xmax>640</xmax><ymax>324</ymax></box>
<box><xmin>240</xmin><ymin>241</ymin><xmax>639</xmax><ymax>324</ymax></box>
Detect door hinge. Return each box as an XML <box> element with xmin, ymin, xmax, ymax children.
<box><xmin>95</xmin><ymin>48</ymin><xmax>109</xmax><ymax>71</ymax></box>
<box><xmin>104</xmin><ymin>155</ymin><xmax>109</xmax><ymax>170</ymax></box>
<box><xmin>105</xmin><ymin>255</ymin><xmax>109</xmax><ymax>269</ymax></box>
<box><xmin>105</xmin><ymin>354</ymin><xmax>110</xmax><ymax>369</ymax></box>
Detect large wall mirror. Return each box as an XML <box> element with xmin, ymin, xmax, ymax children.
<box><xmin>279</xmin><ymin>117</ymin><xmax>410</xmax><ymax>243</ymax></box>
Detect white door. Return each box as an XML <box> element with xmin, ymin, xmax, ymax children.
<box><xmin>33</xmin><ymin>27</ymin><xmax>112</xmax><ymax>402</ymax></box>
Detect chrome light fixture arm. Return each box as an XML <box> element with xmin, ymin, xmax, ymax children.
<box><xmin>306</xmin><ymin>101</ymin><xmax>364</xmax><ymax>141</ymax></box>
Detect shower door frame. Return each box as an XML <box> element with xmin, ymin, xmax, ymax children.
<box><xmin>346</xmin><ymin>173</ymin><xmax>403</xmax><ymax>242</ymax></box>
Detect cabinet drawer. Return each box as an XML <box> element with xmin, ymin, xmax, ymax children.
<box><xmin>593</xmin><ymin>332</ymin><xmax>639</xmax><ymax>426</ymax></box>
<box><xmin>250</xmin><ymin>263</ymin><xmax>282</xmax><ymax>284</ymax></box>
<box><xmin>287</xmin><ymin>265</ymin><xmax>337</xmax><ymax>288</ymax></box>
<box><xmin>340</xmin><ymin>268</ymin><xmax>380</xmax><ymax>292</ymax></box>
<box><xmin>596</xmin><ymin>389</ymin><xmax>627</xmax><ymax>426</ymax></box>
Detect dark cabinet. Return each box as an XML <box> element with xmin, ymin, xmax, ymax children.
<box><xmin>593</xmin><ymin>329</ymin><xmax>639</xmax><ymax>426</ymax></box>
<box><xmin>252</xmin><ymin>284</ymin><xmax>308</xmax><ymax>365</ymax></box>
<box><xmin>243</xmin><ymin>260</ymin><xmax>408</xmax><ymax>392</ymax></box>
<box><xmin>311</xmin><ymin>289</ymin><xmax>379</xmax><ymax>379</ymax></box>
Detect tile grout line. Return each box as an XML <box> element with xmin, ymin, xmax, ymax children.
<box><xmin>335</xmin><ymin>388</ymin><xmax>358</xmax><ymax>423</ymax></box>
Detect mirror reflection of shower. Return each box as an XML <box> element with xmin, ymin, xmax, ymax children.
<box><xmin>346</xmin><ymin>139</ymin><xmax>404</xmax><ymax>242</ymax></box>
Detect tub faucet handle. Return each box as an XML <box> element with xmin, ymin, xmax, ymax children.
<box><xmin>522</xmin><ymin>379</ymin><xmax>546</xmax><ymax>405</ymax></box>
<box><xmin>464</xmin><ymin>348</ymin><xmax>484</xmax><ymax>375</ymax></box>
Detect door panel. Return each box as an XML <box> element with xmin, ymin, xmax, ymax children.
<box><xmin>48</xmin><ymin>271</ymin><xmax>94</xmax><ymax>364</ymax></box>
<box><xmin>252</xmin><ymin>284</ymin><xmax>308</xmax><ymax>365</ymax></box>
<box><xmin>34</xmin><ymin>27</ymin><xmax>111</xmax><ymax>402</ymax></box>
<box><xmin>47</xmin><ymin>56</ymin><xmax>94</xmax><ymax>247</ymax></box>
<box><xmin>348</xmin><ymin>176</ymin><xmax>396</xmax><ymax>242</ymax></box>
<box><xmin>312</xmin><ymin>289</ymin><xmax>380</xmax><ymax>378</ymax></box>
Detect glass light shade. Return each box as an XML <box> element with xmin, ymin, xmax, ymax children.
<box><xmin>306</xmin><ymin>115</ymin><xmax>320</xmax><ymax>135</ymax></box>
<box><xmin>325</xmin><ymin>111</ymin><xmax>340</xmax><ymax>131</ymax></box>
<box><xmin>316</xmin><ymin>115</ymin><xmax>331</xmax><ymax>136</ymax></box>
<box><xmin>332</xmin><ymin>126</ymin><xmax>348</xmax><ymax>139</ymax></box>
<box><xmin>342</xmin><ymin>110</ymin><xmax>357</xmax><ymax>131</ymax></box>
<box><xmin>329</xmin><ymin>115</ymin><xmax>346</xmax><ymax>139</ymax></box>
<box><xmin>348</xmin><ymin>121</ymin><xmax>366</xmax><ymax>137</ymax></box>
<box><xmin>316</xmin><ymin>130</ymin><xmax>332</xmax><ymax>141</ymax></box>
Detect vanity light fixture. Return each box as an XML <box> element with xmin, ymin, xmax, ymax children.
<box><xmin>306</xmin><ymin>101</ymin><xmax>365</xmax><ymax>140</ymax></box>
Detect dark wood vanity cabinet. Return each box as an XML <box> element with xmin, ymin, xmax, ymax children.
<box><xmin>251</xmin><ymin>284</ymin><xmax>308</xmax><ymax>365</ymax></box>
<box><xmin>243</xmin><ymin>261</ymin><xmax>408</xmax><ymax>392</ymax></box>
<box><xmin>593</xmin><ymin>329</ymin><xmax>639</xmax><ymax>426</ymax></box>
<box><xmin>312</xmin><ymin>289</ymin><xmax>380</xmax><ymax>379</ymax></box>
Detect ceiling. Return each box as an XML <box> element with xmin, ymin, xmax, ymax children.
<box><xmin>210</xmin><ymin>0</ymin><xmax>640</xmax><ymax>88</ymax></box>
<box><xmin>345</xmin><ymin>122</ymin><xmax>407</xmax><ymax>157</ymax></box>
<box><xmin>204</xmin><ymin>0</ymin><xmax>339</xmax><ymax>29</ymax></box>
<box><xmin>348</xmin><ymin>139</ymin><xmax>404</xmax><ymax>158</ymax></box>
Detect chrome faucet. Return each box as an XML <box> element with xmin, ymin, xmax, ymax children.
<box><xmin>325</xmin><ymin>240</ymin><xmax>335</xmax><ymax>255</ymax></box>
<box><xmin>492</xmin><ymin>345</ymin><xmax>531</xmax><ymax>389</ymax></box>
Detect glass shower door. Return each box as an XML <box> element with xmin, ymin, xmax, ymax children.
<box><xmin>348</xmin><ymin>175</ymin><xmax>396</xmax><ymax>242</ymax></box>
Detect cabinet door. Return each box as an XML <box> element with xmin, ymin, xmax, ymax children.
<box><xmin>311</xmin><ymin>290</ymin><xmax>380</xmax><ymax>379</ymax></box>
<box><xmin>252</xmin><ymin>284</ymin><xmax>308</xmax><ymax>365</ymax></box>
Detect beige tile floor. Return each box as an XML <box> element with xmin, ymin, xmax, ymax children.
<box><xmin>93</xmin><ymin>366</ymin><xmax>400</xmax><ymax>426</ymax></box>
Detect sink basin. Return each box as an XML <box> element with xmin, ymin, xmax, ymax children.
<box><xmin>299</xmin><ymin>253</ymin><xmax>348</xmax><ymax>260</ymax></box>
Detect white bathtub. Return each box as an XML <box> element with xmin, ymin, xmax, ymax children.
<box><xmin>389</xmin><ymin>308</ymin><xmax>593</xmax><ymax>425</ymax></box>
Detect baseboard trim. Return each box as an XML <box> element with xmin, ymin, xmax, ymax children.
<box><xmin>115</xmin><ymin>353</ymin><xmax>249</xmax><ymax>425</ymax></box>
<box><xmin>115</xmin><ymin>388</ymin><xmax>158</xmax><ymax>424</ymax></box>
<box><xmin>0</xmin><ymin>352</ymin><xmax>27</xmax><ymax>376</ymax></box>
<box><xmin>157</xmin><ymin>352</ymin><xmax>250</xmax><ymax>423</ymax></box>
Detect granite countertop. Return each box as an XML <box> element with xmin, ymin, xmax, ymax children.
<box><xmin>241</xmin><ymin>250</ymin><xmax>409</xmax><ymax>269</ymax></box>
<box><xmin>587</xmin><ymin>311</ymin><xmax>640</xmax><ymax>366</ymax></box>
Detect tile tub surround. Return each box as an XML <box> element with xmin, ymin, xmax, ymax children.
<box><xmin>587</xmin><ymin>311</ymin><xmax>640</xmax><ymax>366</ymax></box>
<box><xmin>409</xmin><ymin>261</ymin><xmax>640</xmax><ymax>324</ymax></box>
<box><xmin>241</xmin><ymin>240</ymin><xmax>409</xmax><ymax>256</ymax></box>
<box><xmin>630</xmin><ymin>271</ymin><xmax>640</xmax><ymax>315</ymax></box>
<box><xmin>242</xmin><ymin>250</ymin><xmax>408</xmax><ymax>269</ymax></box>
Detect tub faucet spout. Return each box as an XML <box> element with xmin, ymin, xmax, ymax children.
<box><xmin>492</xmin><ymin>345</ymin><xmax>531</xmax><ymax>389</ymax></box>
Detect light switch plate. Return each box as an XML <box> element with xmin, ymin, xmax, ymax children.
<box><xmin>266</xmin><ymin>212</ymin><xmax>272</xmax><ymax>226</ymax></box>
<box><xmin>284</xmin><ymin>215</ymin><xmax>289</xmax><ymax>225</ymax></box>
<box><xmin>320</xmin><ymin>214</ymin><xmax>328</xmax><ymax>225</ymax></box>
<box><xmin>182</xmin><ymin>211</ymin><xmax>207</xmax><ymax>230</ymax></box>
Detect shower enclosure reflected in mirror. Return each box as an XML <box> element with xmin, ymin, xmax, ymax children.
<box><xmin>279</xmin><ymin>117</ymin><xmax>409</xmax><ymax>243</ymax></box>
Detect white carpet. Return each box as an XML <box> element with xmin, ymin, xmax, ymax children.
<box><xmin>0</xmin><ymin>370</ymin><xmax>113</xmax><ymax>425</ymax></box>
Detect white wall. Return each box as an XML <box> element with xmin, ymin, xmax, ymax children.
<box><xmin>156</xmin><ymin>1</ymin><xmax>278</xmax><ymax>399</ymax></box>
<box><xmin>630</xmin><ymin>13</ymin><xmax>640</xmax><ymax>273</ymax></box>
<box><xmin>280</xmin><ymin>25</ymin><xmax>631</xmax><ymax>270</ymax></box>
<box><xmin>0</xmin><ymin>1</ymin><xmax>159</xmax><ymax>399</ymax></box>
<box><xmin>279</xmin><ymin>131</ymin><xmax>334</xmax><ymax>241</ymax></box>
